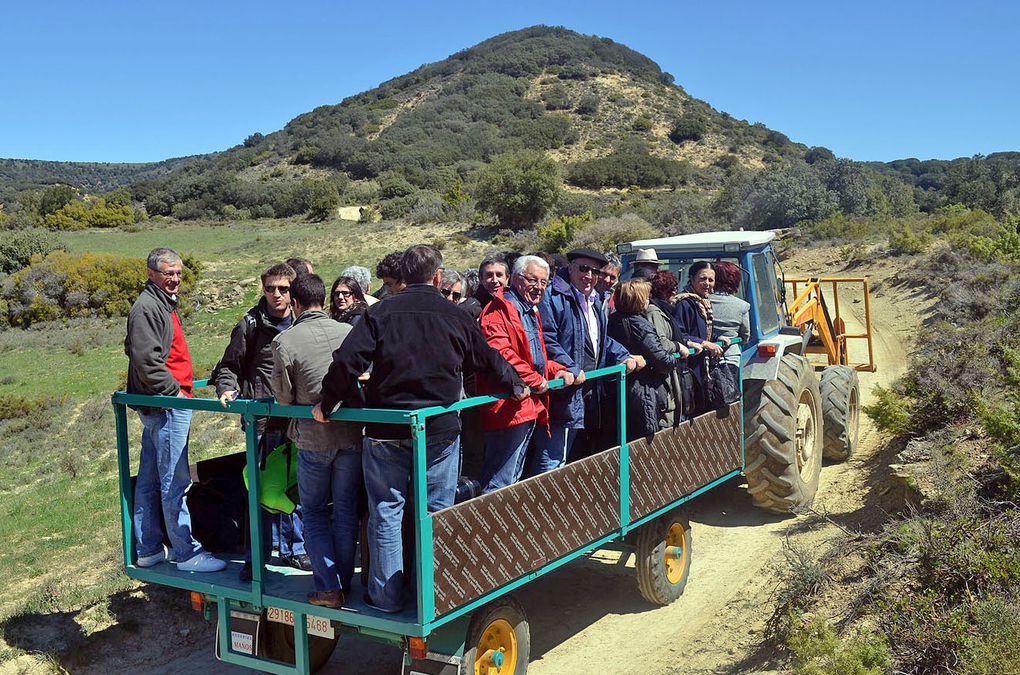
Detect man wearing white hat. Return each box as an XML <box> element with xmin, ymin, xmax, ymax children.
<box><xmin>631</xmin><ymin>248</ymin><xmax>662</xmax><ymax>280</ymax></box>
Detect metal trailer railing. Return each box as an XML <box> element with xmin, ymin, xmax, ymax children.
<box><xmin>112</xmin><ymin>344</ymin><xmax>744</xmax><ymax>674</ymax></box>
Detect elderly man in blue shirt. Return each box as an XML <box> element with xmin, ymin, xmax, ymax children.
<box><xmin>534</xmin><ymin>248</ymin><xmax>642</xmax><ymax>474</ymax></box>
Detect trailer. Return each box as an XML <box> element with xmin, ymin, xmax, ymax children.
<box><xmin>112</xmin><ymin>231</ymin><xmax>858</xmax><ymax>672</ymax></box>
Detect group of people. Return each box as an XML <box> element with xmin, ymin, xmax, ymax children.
<box><xmin>124</xmin><ymin>242</ymin><xmax>749</xmax><ymax>614</ymax></box>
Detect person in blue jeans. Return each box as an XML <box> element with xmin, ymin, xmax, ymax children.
<box><xmin>476</xmin><ymin>255</ymin><xmax>577</xmax><ymax>493</ymax></box>
<box><xmin>211</xmin><ymin>262</ymin><xmax>309</xmax><ymax>579</ymax></box>
<box><xmin>125</xmin><ymin>247</ymin><xmax>225</xmax><ymax>573</ymax></box>
<box><xmin>272</xmin><ymin>274</ymin><xmax>362</xmax><ymax>608</ymax></box>
<box><xmin>314</xmin><ymin>245</ymin><xmax>527</xmax><ymax>613</ymax></box>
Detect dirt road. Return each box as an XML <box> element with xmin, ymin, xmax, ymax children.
<box><xmin>31</xmin><ymin>247</ymin><xmax>921</xmax><ymax>675</ymax></box>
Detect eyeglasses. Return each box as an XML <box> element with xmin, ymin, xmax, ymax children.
<box><xmin>154</xmin><ymin>269</ymin><xmax>183</xmax><ymax>279</ymax></box>
<box><xmin>334</xmin><ymin>290</ymin><xmax>354</xmax><ymax>299</ymax></box>
<box><xmin>440</xmin><ymin>288</ymin><xmax>463</xmax><ymax>301</ymax></box>
<box><xmin>519</xmin><ymin>274</ymin><xmax>549</xmax><ymax>289</ymax></box>
<box><xmin>264</xmin><ymin>285</ymin><xmax>290</xmax><ymax>294</ymax></box>
<box><xmin>575</xmin><ymin>263</ymin><xmax>601</xmax><ymax>276</ymax></box>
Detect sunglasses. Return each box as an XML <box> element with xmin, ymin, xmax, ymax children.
<box><xmin>440</xmin><ymin>288</ymin><xmax>463</xmax><ymax>301</ymax></box>
<box><xmin>575</xmin><ymin>263</ymin><xmax>601</xmax><ymax>276</ymax></box>
<box><xmin>334</xmin><ymin>290</ymin><xmax>354</xmax><ymax>299</ymax></box>
<box><xmin>264</xmin><ymin>285</ymin><xmax>290</xmax><ymax>294</ymax></box>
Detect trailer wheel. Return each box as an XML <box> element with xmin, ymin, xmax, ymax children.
<box><xmin>259</xmin><ymin>615</ymin><xmax>340</xmax><ymax>672</ymax></box>
<box><xmin>743</xmin><ymin>353</ymin><xmax>823</xmax><ymax>514</ymax></box>
<box><xmin>635</xmin><ymin>512</ymin><xmax>692</xmax><ymax>605</ymax></box>
<box><xmin>463</xmin><ymin>595</ymin><xmax>529</xmax><ymax>675</ymax></box>
<box><xmin>819</xmin><ymin>365</ymin><xmax>860</xmax><ymax>462</ymax></box>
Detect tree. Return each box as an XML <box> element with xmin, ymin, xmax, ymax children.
<box><xmin>738</xmin><ymin>162</ymin><xmax>837</xmax><ymax>230</ymax></box>
<box><xmin>38</xmin><ymin>185</ymin><xmax>78</xmax><ymax>216</ymax></box>
<box><xmin>668</xmin><ymin>114</ymin><xmax>706</xmax><ymax>145</ymax></box>
<box><xmin>475</xmin><ymin>150</ymin><xmax>562</xmax><ymax>228</ymax></box>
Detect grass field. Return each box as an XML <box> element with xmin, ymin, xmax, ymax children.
<box><xmin>0</xmin><ymin>216</ymin><xmax>495</xmax><ymax>666</ymax></box>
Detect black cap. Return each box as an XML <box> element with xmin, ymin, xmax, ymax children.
<box><xmin>566</xmin><ymin>247</ymin><xmax>609</xmax><ymax>266</ymax></box>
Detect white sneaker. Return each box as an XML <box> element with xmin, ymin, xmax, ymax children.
<box><xmin>177</xmin><ymin>552</ymin><xmax>227</xmax><ymax>573</ymax></box>
<box><xmin>136</xmin><ymin>550</ymin><xmax>166</xmax><ymax>568</ymax></box>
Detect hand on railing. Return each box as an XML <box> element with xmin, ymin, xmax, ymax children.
<box><xmin>218</xmin><ymin>390</ymin><xmax>238</xmax><ymax>407</ymax></box>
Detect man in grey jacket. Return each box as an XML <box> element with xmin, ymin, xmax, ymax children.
<box><xmin>125</xmin><ymin>247</ymin><xmax>225</xmax><ymax>573</ymax></box>
<box><xmin>271</xmin><ymin>274</ymin><xmax>363</xmax><ymax>609</ymax></box>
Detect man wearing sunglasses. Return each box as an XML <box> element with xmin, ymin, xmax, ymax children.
<box><xmin>439</xmin><ymin>268</ymin><xmax>465</xmax><ymax>304</ymax></box>
<box><xmin>211</xmin><ymin>262</ymin><xmax>310</xmax><ymax>578</ymax></box>
<box><xmin>535</xmin><ymin>248</ymin><xmax>642</xmax><ymax>474</ymax></box>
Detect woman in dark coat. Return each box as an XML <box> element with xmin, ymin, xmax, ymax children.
<box><xmin>329</xmin><ymin>275</ymin><xmax>369</xmax><ymax>326</ymax></box>
<box><xmin>673</xmin><ymin>262</ymin><xmax>725</xmax><ymax>415</ymax></box>
<box><xmin>607</xmin><ymin>279</ymin><xmax>681</xmax><ymax>440</ymax></box>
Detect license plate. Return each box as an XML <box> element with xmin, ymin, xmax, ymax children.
<box><xmin>265</xmin><ymin>606</ymin><xmax>335</xmax><ymax>639</ymax></box>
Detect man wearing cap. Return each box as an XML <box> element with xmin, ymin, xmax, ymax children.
<box><xmin>631</xmin><ymin>248</ymin><xmax>662</xmax><ymax>280</ymax></box>
<box><xmin>534</xmin><ymin>248</ymin><xmax>642</xmax><ymax>475</ymax></box>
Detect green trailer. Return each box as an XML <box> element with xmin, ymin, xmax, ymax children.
<box><xmin>113</xmin><ymin>354</ymin><xmax>750</xmax><ymax>674</ymax></box>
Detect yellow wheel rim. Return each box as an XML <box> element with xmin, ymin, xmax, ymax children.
<box><xmin>664</xmin><ymin>522</ymin><xmax>688</xmax><ymax>584</ymax></box>
<box><xmin>474</xmin><ymin>617</ymin><xmax>518</xmax><ymax>675</ymax></box>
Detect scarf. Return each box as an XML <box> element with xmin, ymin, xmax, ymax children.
<box><xmin>676</xmin><ymin>291</ymin><xmax>713</xmax><ymax>342</ymax></box>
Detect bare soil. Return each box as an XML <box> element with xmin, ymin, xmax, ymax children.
<box><xmin>0</xmin><ymin>245</ymin><xmax>927</xmax><ymax>674</ymax></box>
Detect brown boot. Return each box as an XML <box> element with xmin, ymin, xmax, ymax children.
<box><xmin>307</xmin><ymin>589</ymin><xmax>344</xmax><ymax>609</ymax></box>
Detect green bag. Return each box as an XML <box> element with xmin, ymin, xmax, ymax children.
<box><xmin>241</xmin><ymin>439</ymin><xmax>300</xmax><ymax>515</ymax></box>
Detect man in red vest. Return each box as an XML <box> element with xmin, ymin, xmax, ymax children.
<box><xmin>125</xmin><ymin>248</ymin><xmax>225</xmax><ymax>573</ymax></box>
<box><xmin>477</xmin><ymin>255</ymin><xmax>577</xmax><ymax>492</ymax></box>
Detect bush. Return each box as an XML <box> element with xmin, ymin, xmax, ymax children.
<box><xmin>887</xmin><ymin>224</ymin><xmax>933</xmax><ymax>255</ymax></box>
<box><xmin>787</xmin><ymin>615</ymin><xmax>891</xmax><ymax>675</ymax></box>
<box><xmin>668</xmin><ymin>115</ymin><xmax>707</xmax><ymax>144</ymax></box>
<box><xmin>863</xmin><ymin>385</ymin><xmax>911</xmax><ymax>434</ymax></box>
<box><xmin>2</xmin><ymin>251</ymin><xmax>200</xmax><ymax>326</ymax></box>
<box><xmin>632</xmin><ymin>116</ymin><xmax>653</xmax><ymax>132</ymax></box>
<box><xmin>475</xmin><ymin>150</ymin><xmax>562</xmax><ymax>229</ymax></box>
<box><xmin>575</xmin><ymin>94</ymin><xmax>599</xmax><ymax>115</ymax></box>
<box><xmin>569</xmin><ymin>141</ymin><xmax>692</xmax><ymax>189</ymax></box>
<box><xmin>569</xmin><ymin>214</ymin><xmax>658</xmax><ymax>253</ymax></box>
<box><xmin>537</xmin><ymin>212</ymin><xmax>593</xmax><ymax>253</ymax></box>
<box><xmin>0</xmin><ymin>230</ymin><xmax>65</xmax><ymax>274</ymax></box>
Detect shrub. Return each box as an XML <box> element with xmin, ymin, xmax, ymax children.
<box><xmin>475</xmin><ymin>150</ymin><xmax>562</xmax><ymax>229</ymax></box>
<box><xmin>538</xmin><ymin>212</ymin><xmax>593</xmax><ymax>253</ymax></box>
<box><xmin>632</xmin><ymin>116</ymin><xmax>653</xmax><ymax>132</ymax></box>
<box><xmin>887</xmin><ymin>224</ymin><xmax>933</xmax><ymax>255</ymax></box>
<box><xmin>863</xmin><ymin>385</ymin><xmax>911</xmax><ymax>434</ymax></box>
<box><xmin>787</xmin><ymin>615</ymin><xmax>891</xmax><ymax>675</ymax></box>
<box><xmin>575</xmin><ymin>94</ymin><xmax>599</xmax><ymax>115</ymax></box>
<box><xmin>570</xmin><ymin>214</ymin><xmax>658</xmax><ymax>253</ymax></box>
<box><xmin>43</xmin><ymin>197</ymin><xmax>135</xmax><ymax>230</ymax></box>
<box><xmin>668</xmin><ymin>115</ymin><xmax>707</xmax><ymax>144</ymax></box>
<box><xmin>0</xmin><ymin>230</ymin><xmax>65</xmax><ymax>274</ymax></box>
<box><xmin>1</xmin><ymin>251</ymin><xmax>200</xmax><ymax>326</ymax></box>
<box><xmin>569</xmin><ymin>142</ymin><xmax>692</xmax><ymax>189</ymax></box>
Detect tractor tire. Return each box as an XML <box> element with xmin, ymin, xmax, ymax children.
<box><xmin>819</xmin><ymin>365</ymin><xmax>860</xmax><ymax>462</ymax></box>
<box><xmin>463</xmin><ymin>595</ymin><xmax>530</xmax><ymax>675</ymax></box>
<box><xmin>635</xmin><ymin>511</ymin><xmax>692</xmax><ymax>605</ymax></box>
<box><xmin>259</xmin><ymin>614</ymin><xmax>340</xmax><ymax>672</ymax></box>
<box><xmin>743</xmin><ymin>353</ymin><xmax>823</xmax><ymax>514</ymax></box>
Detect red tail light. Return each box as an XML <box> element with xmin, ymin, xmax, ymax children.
<box><xmin>757</xmin><ymin>344</ymin><xmax>777</xmax><ymax>357</ymax></box>
<box><xmin>408</xmin><ymin>636</ymin><xmax>428</xmax><ymax>660</ymax></box>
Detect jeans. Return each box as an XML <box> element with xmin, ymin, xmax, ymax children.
<box><xmin>481</xmin><ymin>421</ymin><xmax>536</xmax><ymax>493</ymax></box>
<box><xmin>134</xmin><ymin>408</ymin><xmax>202</xmax><ymax>563</ymax></box>
<box><xmin>527</xmin><ymin>424</ymin><xmax>578</xmax><ymax>477</ymax></box>
<box><xmin>298</xmin><ymin>447</ymin><xmax>363</xmax><ymax>593</ymax></box>
<box><xmin>362</xmin><ymin>434</ymin><xmax>460</xmax><ymax>611</ymax></box>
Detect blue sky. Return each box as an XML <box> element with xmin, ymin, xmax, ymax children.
<box><xmin>2</xmin><ymin>1</ymin><xmax>1016</xmax><ymax>163</ymax></box>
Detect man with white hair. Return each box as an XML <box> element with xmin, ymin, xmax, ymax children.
<box><xmin>340</xmin><ymin>265</ymin><xmax>378</xmax><ymax>305</ymax></box>
<box><xmin>477</xmin><ymin>255</ymin><xmax>576</xmax><ymax>492</ymax></box>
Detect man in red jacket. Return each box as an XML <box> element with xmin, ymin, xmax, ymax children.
<box><xmin>477</xmin><ymin>255</ymin><xmax>577</xmax><ymax>493</ymax></box>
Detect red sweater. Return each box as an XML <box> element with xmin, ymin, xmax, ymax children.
<box><xmin>166</xmin><ymin>310</ymin><xmax>194</xmax><ymax>397</ymax></box>
<box><xmin>477</xmin><ymin>289</ymin><xmax>565</xmax><ymax>432</ymax></box>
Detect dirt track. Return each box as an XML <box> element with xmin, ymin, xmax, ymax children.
<box><xmin>29</xmin><ymin>247</ymin><xmax>922</xmax><ymax>675</ymax></box>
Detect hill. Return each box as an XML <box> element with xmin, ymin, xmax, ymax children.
<box><xmin>0</xmin><ymin>156</ymin><xmax>204</xmax><ymax>204</ymax></box>
<box><xmin>2</xmin><ymin>26</ymin><xmax>1018</xmax><ymax>232</ymax></box>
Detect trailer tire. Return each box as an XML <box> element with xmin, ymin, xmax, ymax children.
<box><xmin>635</xmin><ymin>512</ymin><xmax>692</xmax><ymax>605</ymax></box>
<box><xmin>819</xmin><ymin>365</ymin><xmax>860</xmax><ymax>462</ymax></box>
<box><xmin>463</xmin><ymin>595</ymin><xmax>530</xmax><ymax>675</ymax></box>
<box><xmin>260</xmin><ymin>614</ymin><xmax>340</xmax><ymax>672</ymax></box>
<box><xmin>743</xmin><ymin>354</ymin><xmax>823</xmax><ymax>514</ymax></box>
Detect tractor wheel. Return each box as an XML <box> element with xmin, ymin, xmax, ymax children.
<box><xmin>743</xmin><ymin>354</ymin><xmax>823</xmax><ymax>514</ymax></box>
<box><xmin>259</xmin><ymin>614</ymin><xmax>340</xmax><ymax>672</ymax></box>
<box><xmin>819</xmin><ymin>365</ymin><xmax>860</xmax><ymax>462</ymax></box>
<box><xmin>635</xmin><ymin>512</ymin><xmax>692</xmax><ymax>605</ymax></box>
<box><xmin>463</xmin><ymin>596</ymin><xmax>530</xmax><ymax>675</ymax></box>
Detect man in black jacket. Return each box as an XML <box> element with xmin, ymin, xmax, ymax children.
<box><xmin>313</xmin><ymin>244</ymin><xmax>528</xmax><ymax>613</ymax></box>
<box><xmin>211</xmin><ymin>262</ymin><xmax>309</xmax><ymax>575</ymax></box>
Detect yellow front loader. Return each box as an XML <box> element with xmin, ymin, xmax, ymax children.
<box><xmin>785</xmin><ymin>277</ymin><xmax>876</xmax><ymax>373</ymax></box>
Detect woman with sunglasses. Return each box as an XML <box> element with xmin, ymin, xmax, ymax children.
<box><xmin>329</xmin><ymin>275</ymin><xmax>369</xmax><ymax>326</ymax></box>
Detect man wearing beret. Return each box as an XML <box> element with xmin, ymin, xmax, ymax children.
<box><xmin>533</xmin><ymin>248</ymin><xmax>643</xmax><ymax>474</ymax></box>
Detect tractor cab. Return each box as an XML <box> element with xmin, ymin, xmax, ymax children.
<box><xmin>617</xmin><ymin>231</ymin><xmax>790</xmax><ymax>368</ymax></box>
